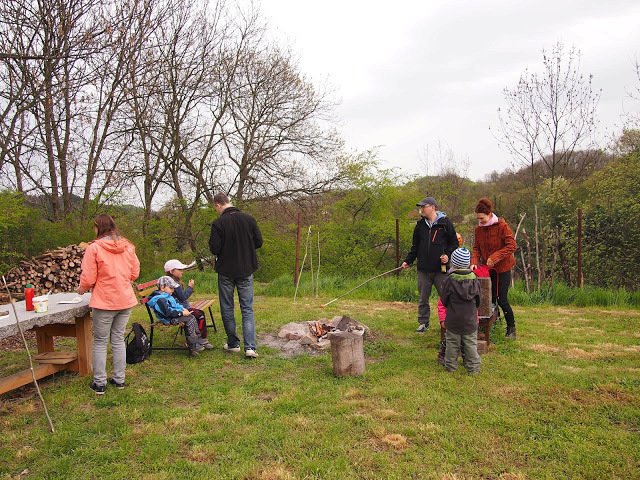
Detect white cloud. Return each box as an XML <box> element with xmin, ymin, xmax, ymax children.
<box><xmin>259</xmin><ymin>0</ymin><xmax>640</xmax><ymax>180</ymax></box>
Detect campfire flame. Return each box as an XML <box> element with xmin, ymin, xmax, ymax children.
<box><xmin>308</xmin><ymin>321</ymin><xmax>334</xmax><ymax>339</ymax></box>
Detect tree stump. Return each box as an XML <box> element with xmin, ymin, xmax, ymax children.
<box><xmin>478</xmin><ymin>277</ymin><xmax>492</xmax><ymax>317</ymax></box>
<box><xmin>328</xmin><ymin>331</ymin><xmax>365</xmax><ymax>377</ymax></box>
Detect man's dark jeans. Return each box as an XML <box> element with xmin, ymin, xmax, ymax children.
<box><xmin>417</xmin><ymin>270</ymin><xmax>446</xmax><ymax>327</ymax></box>
<box><xmin>218</xmin><ymin>273</ymin><xmax>256</xmax><ymax>350</ymax></box>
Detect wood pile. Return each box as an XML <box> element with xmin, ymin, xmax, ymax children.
<box><xmin>0</xmin><ymin>244</ymin><xmax>87</xmax><ymax>303</ymax></box>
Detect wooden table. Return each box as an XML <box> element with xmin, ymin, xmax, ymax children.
<box><xmin>0</xmin><ymin>292</ymin><xmax>92</xmax><ymax>395</ymax></box>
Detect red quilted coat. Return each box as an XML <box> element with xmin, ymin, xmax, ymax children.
<box><xmin>471</xmin><ymin>217</ymin><xmax>516</xmax><ymax>273</ymax></box>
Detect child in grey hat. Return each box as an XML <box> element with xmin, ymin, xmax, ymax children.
<box><xmin>440</xmin><ymin>247</ymin><xmax>481</xmax><ymax>373</ymax></box>
<box><xmin>146</xmin><ymin>276</ymin><xmax>212</xmax><ymax>356</ymax></box>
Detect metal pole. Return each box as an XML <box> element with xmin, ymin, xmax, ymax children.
<box><xmin>577</xmin><ymin>208</ymin><xmax>583</xmax><ymax>288</ymax></box>
<box><xmin>294</xmin><ymin>212</ymin><xmax>301</xmax><ymax>286</ymax></box>
<box><xmin>395</xmin><ymin>218</ymin><xmax>400</xmax><ymax>276</ymax></box>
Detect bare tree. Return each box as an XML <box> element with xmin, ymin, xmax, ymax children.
<box><xmin>493</xmin><ymin>42</ymin><xmax>601</xmax><ymax>288</ymax></box>
<box><xmin>219</xmin><ymin>39</ymin><xmax>344</xmax><ymax>202</ymax></box>
<box><xmin>0</xmin><ymin>0</ymin><xmax>157</xmax><ymax>222</ymax></box>
<box><xmin>494</xmin><ymin>42</ymin><xmax>601</xmax><ymax>189</ymax></box>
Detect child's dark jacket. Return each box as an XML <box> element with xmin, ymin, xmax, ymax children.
<box><xmin>441</xmin><ymin>269</ymin><xmax>481</xmax><ymax>335</ymax></box>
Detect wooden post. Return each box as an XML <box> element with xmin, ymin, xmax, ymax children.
<box><xmin>577</xmin><ymin>208</ymin><xmax>583</xmax><ymax>288</ymax></box>
<box><xmin>75</xmin><ymin>313</ymin><xmax>93</xmax><ymax>375</ymax></box>
<box><xmin>328</xmin><ymin>331</ymin><xmax>365</xmax><ymax>376</ymax></box>
<box><xmin>294</xmin><ymin>212</ymin><xmax>301</xmax><ymax>287</ymax></box>
<box><xmin>395</xmin><ymin>219</ymin><xmax>400</xmax><ymax>276</ymax></box>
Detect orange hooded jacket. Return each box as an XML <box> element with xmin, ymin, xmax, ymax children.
<box><xmin>79</xmin><ymin>236</ymin><xmax>140</xmax><ymax>310</ymax></box>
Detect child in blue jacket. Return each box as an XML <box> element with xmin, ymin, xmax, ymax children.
<box><xmin>146</xmin><ymin>276</ymin><xmax>212</xmax><ymax>356</ymax></box>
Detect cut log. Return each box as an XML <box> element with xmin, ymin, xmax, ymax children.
<box><xmin>0</xmin><ymin>244</ymin><xmax>86</xmax><ymax>303</ymax></box>
<box><xmin>478</xmin><ymin>277</ymin><xmax>492</xmax><ymax>317</ymax></box>
<box><xmin>328</xmin><ymin>331</ymin><xmax>365</xmax><ymax>377</ymax></box>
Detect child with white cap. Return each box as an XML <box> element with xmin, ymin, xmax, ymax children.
<box><xmin>440</xmin><ymin>247</ymin><xmax>481</xmax><ymax>374</ymax></box>
<box><xmin>164</xmin><ymin>258</ymin><xmax>210</xmax><ymax>342</ymax></box>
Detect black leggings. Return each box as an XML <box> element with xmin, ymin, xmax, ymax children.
<box><xmin>490</xmin><ymin>270</ymin><xmax>515</xmax><ymax>329</ymax></box>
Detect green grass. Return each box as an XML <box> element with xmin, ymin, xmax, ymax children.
<box><xmin>1</xmin><ymin>295</ymin><xmax>639</xmax><ymax>479</ymax></box>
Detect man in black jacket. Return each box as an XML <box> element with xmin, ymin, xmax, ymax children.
<box><xmin>209</xmin><ymin>193</ymin><xmax>263</xmax><ymax>358</ymax></box>
<box><xmin>401</xmin><ymin>196</ymin><xmax>458</xmax><ymax>332</ymax></box>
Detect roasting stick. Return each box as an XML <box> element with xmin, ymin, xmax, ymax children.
<box><xmin>2</xmin><ymin>275</ymin><xmax>55</xmax><ymax>432</ymax></box>
<box><xmin>321</xmin><ymin>266</ymin><xmax>405</xmax><ymax>307</ymax></box>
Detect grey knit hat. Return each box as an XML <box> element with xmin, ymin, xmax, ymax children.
<box><xmin>450</xmin><ymin>247</ymin><xmax>471</xmax><ymax>270</ymax></box>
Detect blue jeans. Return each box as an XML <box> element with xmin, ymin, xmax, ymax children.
<box><xmin>218</xmin><ymin>274</ymin><xmax>256</xmax><ymax>351</ymax></box>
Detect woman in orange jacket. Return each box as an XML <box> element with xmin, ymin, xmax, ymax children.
<box><xmin>470</xmin><ymin>198</ymin><xmax>517</xmax><ymax>339</ymax></box>
<box><xmin>78</xmin><ymin>215</ymin><xmax>140</xmax><ymax>395</ymax></box>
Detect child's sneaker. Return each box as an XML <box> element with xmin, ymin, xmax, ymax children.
<box><xmin>200</xmin><ymin>340</ymin><xmax>214</xmax><ymax>350</ymax></box>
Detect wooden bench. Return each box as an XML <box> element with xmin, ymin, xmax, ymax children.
<box><xmin>135</xmin><ymin>279</ymin><xmax>217</xmax><ymax>354</ymax></box>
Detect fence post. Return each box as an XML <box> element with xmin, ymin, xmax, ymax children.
<box><xmin>577</xmin><ymin>208</ymin><xmax>583</xmax><ymax>288</ymax></box>
<box><xmin>395</xmin><ymin>218</ymin><xmax>400</xmax><ymax>276</ymax></box>
<box><xmin>294</xmin><ymin>212</ymin><xmax>301</xmax><ymax>287</ymax></box>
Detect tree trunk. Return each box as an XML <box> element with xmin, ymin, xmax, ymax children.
<box><xmin>328</xmin><ymin>331</ymin><xmax>365</xmax><ymax>377</ymax></box>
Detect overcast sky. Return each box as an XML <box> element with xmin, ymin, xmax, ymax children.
<box><xmin>259</xmin><ymin>0</ymin><xmax>640</xmax><ymax>180</ymax></box>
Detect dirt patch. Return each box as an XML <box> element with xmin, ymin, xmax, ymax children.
<box><xmin>252</xmin><ymin>463</ymin><xmax>296</xmax><ymax>480</ymax></box>
<box><xmin>529</xmin><ymin>344</ymin><xmax>563</xmax><ymax>354</ymax></box>
<box><xmin>529</xmin><ymin>342</ymin><xmax>640</xmax><ymax>360</ymax></box>
<box><xmin>380</xmin><ymin>433</ymin><xmax>408</xmax><ymax>449</ymax></box>
<box><xmin>560</xmin><ymin>365</ymin><xmax>583</xmax><ymax>373</ymax></box>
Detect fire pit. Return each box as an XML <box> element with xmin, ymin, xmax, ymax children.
<box><xmin>259</xmin><ymin>316</ymin><xmax>369</xmax><ymax>357</ymax></box>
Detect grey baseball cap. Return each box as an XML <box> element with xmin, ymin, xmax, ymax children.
<box><xmin>157</xmin><ymin>276</ymin><xmax>180</xmax><ymax>289</ymax></box>
<box><xmin>416</xmin><ymin>196</ymin><xmax>437</xmax><ymax>207</ymax></box>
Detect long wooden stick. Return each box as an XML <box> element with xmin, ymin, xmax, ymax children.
<box><xmin>2</xmin><ymin>276</ymin><xmax>55</xmax><ymax>432</ymax></box>
<box><xmin>322</xmin><ymin>266</ymin><xmax>405</xmax><ymax>307</ymax></box>
<box><xmin>293</xmin><ymin>226</ymin><xmax>312</xmax><ymax>303</ymax></box>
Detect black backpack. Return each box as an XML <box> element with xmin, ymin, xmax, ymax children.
<box><xmin>126</xmin><ymin>322</ymin><xmax>151</xmax><ymax>364</ymax></box>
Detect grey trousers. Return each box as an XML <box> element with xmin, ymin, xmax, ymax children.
<box><xmin>92</xmin><ymin>307</ymin><xmax>132</xmax><ymax>386</ymax></box>
<box><xmin>444</xmin><ymin>329</ymin><xmax>481</xmax><ymax>373</ymax></box>
<box><xmin>417</xmin><ymin>270</ymin><xmax>446</xmax><ymax>326</ymax></box>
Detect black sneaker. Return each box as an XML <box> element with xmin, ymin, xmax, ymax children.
<box><xmin>506</xmin><ymin>326</ymin><xmax>516</xmax><ymax>340</ymax></box>
<box><xmin>108</xmin><ymin>378</ymin><xmax>125</xmax><ymax>390</ymax></box>
<box><xmin>90</xmin><ymin>382</ymin><xmax>106</xmax><ymax>395</ymax></box>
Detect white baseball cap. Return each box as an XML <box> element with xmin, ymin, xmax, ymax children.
<box><xmin>164</xmin><ymin>259</ymin><xmax>196</xmax><ymax>272</ymax></box>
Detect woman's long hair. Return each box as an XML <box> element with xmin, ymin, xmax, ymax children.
<box><xmin>93</xmin><ymin>214</ymin><xmax>121</xmax><ymax>239</ymax></box>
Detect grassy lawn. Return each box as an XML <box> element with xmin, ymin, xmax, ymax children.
<box><xmin>1</xmin><ymin>296</ymin><xmax>639</xmax><ymax>479</ymax></box>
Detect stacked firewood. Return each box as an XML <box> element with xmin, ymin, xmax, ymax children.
<box><xmin>0</xmin><ymin>244</ymin><xmax>87</xmax><ymax>303</ymax></box>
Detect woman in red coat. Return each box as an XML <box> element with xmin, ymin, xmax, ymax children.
<box><xmin>470</xmin><ymin>198</ymin><xmax>517</xmax><ymax>339</ymax></box>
